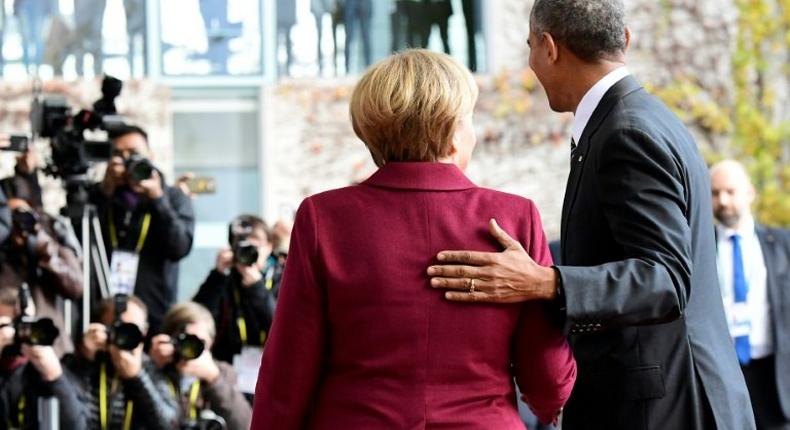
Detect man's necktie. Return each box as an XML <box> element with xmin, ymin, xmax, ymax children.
<box><xmin>731</xmin><ymin>233</ymin><xmax>751</xmax><ymax>365</ymax></box>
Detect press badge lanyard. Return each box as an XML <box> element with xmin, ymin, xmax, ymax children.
<box><xmin>108</xmin><ymin>207</ymin><xmax>152</xmax><ymax>253</ymax></box>
<box><xmin>10</xmin><ymin>394</ymin><xmax>25</xmax><ymax>428</ymax></box>
<box><xmin>99</xmin><ymin>360</ymin><xmax>134</xmax><ymax>430</ymax></box>
<box><xmin>233</xmin><ymin>265</ymin><xmax>274</xmax><ymax>346</ymax></box>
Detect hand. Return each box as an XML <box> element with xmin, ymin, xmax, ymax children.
<box><xmin>149</xmin><ymin>334</ymin><xmax>174</xmax><ymax>369</ymax></box>
<box><xmin>176</xmin><ymin>172</ymin><xmax>196</xmax><ymax>199</ymax></box>
<box><xmin>0</xmin><ymin>318</ymin><xmax>16</xmax><ymax>356</ymax></box>
<box><xmin>109</xmin><ymin>343</ymin><xmax>143</xmax><ymax>379</ymax></box>
<box><xmin>215</xmin><ymin>247</ymin><xmax>234</xmax><ymax>273</ymax></box>
<box><xmin>16</xmin><ymin>149</ymin><xmax>37</xmax><ymax>174</ymax></box>
<box><xmin>236</xmin><ymin>263</ymin><xmax>263</xmax><ymax>287</ymax></box>
<box><xmin>34</xmin><ymin>229</ymin><xmax>57</xmax><ymax>262</ymax></box>
<box><xmin>131</xmin><ymin>170</ymin><xmax>164</xmax><ymax>200</ymax></box>
<box><xmin>177</xmin><ymin>348</ymin><xmax>220</xmax><ymax>385</ymax></box>
<box><xmin>427</xmin><ymin>219</ymin><xmax>558</xmax><ymax>303</ymax></box>
<box><xmin>22</xmin><ymin>344</ymin><xmax>63</xmax><ymax>382</ymax></box>
<box><xmin>102</xmin><ymin>156</ymin><xmax>126</xmax><ymax>196</ymax></box>
<box><xmin>81</xmin><ymin>323</ymin><xmax>108</xmax><ymax>362</ymax></box>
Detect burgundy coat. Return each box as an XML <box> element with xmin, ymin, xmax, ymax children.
<box><xmin>251</xmin><ymin>162</ymin><xmax>576</xmax><ymax>429</ymax></box>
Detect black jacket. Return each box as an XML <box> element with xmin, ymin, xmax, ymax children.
<box><xmin>0</xmin><ymin>361</ymin><xmax>87</xmax><ymax>430</ymax></box>
<box><xmin>554</xmin><ymin>76</ymin><xmax>754</xmax><ymax>430</ymax></box>
<box><xmin>755</xmin><ymin>225</ymin><xmax>790</xmax><ymax>420</ymax></box>
<box><xmin>64</xmin><ymin>353</ymin><xmax>180</xmax><ymax>430</ymax></box>
<box><xmin>193</xmin><ymin>260</ymin><xmax>282</xmax><ymax>364</ymax></box>
<box><xmin>89</xmin><ymin>179</ymin><xmax>194</xmax><ymax>334</ymax></box>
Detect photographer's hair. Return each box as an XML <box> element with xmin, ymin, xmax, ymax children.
<box><xmin>530</xmin><ymin>0</ymin><xmax>627</xmax><ymax>62</ymax></box>
<box><xmin>109</xmin><ymin>124</ymin><xmax>149</xmax><ymax>145</ymax></box>
<box><xmin>0</xmin><ymin>287</ymin><xmax>19</xmax><ymax>308</ymax></box>
<box><xmin>350</xmin><ymin>49</ymin><xmax>478</xmax><ymax>167</ymax></box>
<box><xmin>94</xmin><ymin>295</ymin><xmax>148</xmax><ymax>324</ymax></box>
<box><xmin>228</xmin><ymin>214</ymin><xmax>271</xmax><ymax>244</ymax></box>
<box><xmin>161</xmin><ymin>302</ymin><xmax>216</xmax><ymax>341</ymax></box>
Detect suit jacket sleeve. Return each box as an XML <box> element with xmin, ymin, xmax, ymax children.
<box><xmin>513</xmin><ymin>202</ymin><xmax>576</xmax><ymax>424</ymax></box>
<box><xmin>251</xmin><ymin>198</ymin><xmax>326</xmax><ymax>429</ymax></box>
<box><xmin>556</xmin><ymin>127</ymin><xmax>692</xmax><ymax>331</ymax></box>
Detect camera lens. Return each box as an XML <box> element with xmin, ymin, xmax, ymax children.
<box><xmin>125</xmin><ymin>154</ymin><xmax>154</xmax><ymax>183</ymax></box>
<box><xmin>11</xmin><ymin>208</ymin><xmax>38</xmax><ymax>234</ymax></box>
<box><xmin>174</xmin><ymin>333</ymin><xmax>205</xmax><ymax>361</ymax></box>
<box><xmin>112</xmin><ymin>322</ymin><xmax>144</xmax><ymax>350</ymax></box>
<box><xmin>15</xmin><ymin>318</ymin><xmax>59</xmax><ymax>346</ymax></box>
<box><xmin>233</xmin><ymin>242</ymin><xmax>259</xmax><ymax>266</ymax></box>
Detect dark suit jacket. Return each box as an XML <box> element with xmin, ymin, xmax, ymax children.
<box><xmin>555</xmin><ymin>75</ymin><xmax>754</xmax><ymax>430</ymax></box>
<box><xmin>251</xmin><ymin>162</ymin><xmax>576</xmax><ymax>429</ymax></box>
<box><xmin>756</xmin><ymin>225</ymin><xmax>790</xmax><ymax>420</ymax></box>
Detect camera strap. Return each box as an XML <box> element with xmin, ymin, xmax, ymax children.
<box><xmin>99</xmin><ymin>360</ymin><xmax>134</xmax><ymax>430</ymax></box>
<box><xmin>188</xmin><ymin>380</ymin><xmax>201</xmax><ymax>420</ymax></box>
<box><xmin>108</xmin><ymin>207</ymin><xmax>152</xmax><ymax>253</ymax></box>
<box><xmin>232</xmin><ymin>287</ymin><xmax>268</xmax><ymax>346</ymax></box>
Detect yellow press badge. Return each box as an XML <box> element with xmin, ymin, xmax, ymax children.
<box><xmin>109</xmin><ymin>251</ymin><xmax>139</xmax><ymax>296</ymax></box>
<box><xmin>233</xmin><ymin>346</ymin><xmax>264</xmax><ymax>394</ymax></box>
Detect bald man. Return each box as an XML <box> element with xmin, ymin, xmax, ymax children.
<box><xmin>711</xmin><ymin>160</ymin><xmax>790</xmax><ymax>430</ymax></box>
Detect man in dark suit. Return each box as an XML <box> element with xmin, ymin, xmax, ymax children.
<box><xmin>427</xmin><ymin>0</ymin><xmax>755</xmax><ymax>428</ymax></box>
<box><xmin>711</xmin><ymin>159</ymin><xmax>790</xmax><ymax>430</ymax></box>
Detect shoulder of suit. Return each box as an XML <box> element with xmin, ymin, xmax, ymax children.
<box><xmin>757</xmin><ymin>223</ymin><xmax>790</xmax><ymax>244</ymax></box>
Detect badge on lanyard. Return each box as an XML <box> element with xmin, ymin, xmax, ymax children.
<box><xmin>233</xmin><ymin>346</ymin><xmax>264</xmax><ymax>394</ymax></box>
<box><xmin>109</xmin><ymin>251</ymin><xmax>140</xmax><ymax>296</ymax></box>
<box><xmin>108</xmin><ymin>209</ymin><xmax>151</xmax><ymax>296</ymax></box>
<box><xmin>725</xmin><ymin>301</ymin><xmax>752</xmax><ymax>338</ymax></box>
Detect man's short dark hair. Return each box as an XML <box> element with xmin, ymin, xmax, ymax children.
<box><xmin>228</xmin><ymin>214</ymin><xmax>271</xmax><ymax>244</ymax></box>
<box><xmin>530</xmin><ymin>0</ymin><xmax>626</xmax><ymax>62</ymax></box>
<box><xmin>109</xmin><ymin>124</ymin><xmax>149</xmax><ymax>145</ymax></box>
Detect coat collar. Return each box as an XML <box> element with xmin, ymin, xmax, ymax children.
<box><xmin>362</xmin><ymin>162</ymin><xmax>477</xmax><ymax>191</ymax></box>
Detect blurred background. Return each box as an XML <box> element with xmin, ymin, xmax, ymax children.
<box><xmin>0</xmin><ymin>0</ymin><xmax>788</xmax><ymax>303</ymax></box>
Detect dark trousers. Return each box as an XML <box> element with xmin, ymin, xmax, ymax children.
<box><xmin>742</xmin><ymin>356</ymin><xmax>790</xmax><ymax>430</ymax></box>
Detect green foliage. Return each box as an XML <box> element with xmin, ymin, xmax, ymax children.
<box><xmin>650</xmin><ymin>0</ymin><xmax>790</xmax><ymax>227</ymax></box>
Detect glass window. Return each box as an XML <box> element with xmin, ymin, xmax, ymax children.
<box><xmin>277</xmin><ymin>0</ymin><xmax>485</xmax><ymax>78</ymax></box>
<box><xmin>160</xmin><ymin>0</ymin><xmax>262</xmax><ymax>76</ymax></box>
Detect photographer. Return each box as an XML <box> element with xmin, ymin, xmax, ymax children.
<box><xmin>0</xmin><ymin>197</ymin><xmax>82</xmax><ymax>356</ymax></box>
<box><xmin>0</xmin><ymin>287</ymin><xmax>86</xmax><ymax>429</ymax></box>
<box><xmin>150</xmin><ymin>302</ymin><xmax>251</xmax><ymax>430</ymax></box>
<box><xmin>0</xmin><ymin>147</ymin><xmax>43</xmax><ymax>210</ymax></box>
<box><xmin>193</xmin><ymin>216</ymin><xmax>283</xmax><ymax>370</ymax></box>
<box><xmin>89</xmin><ymin>125</ymin><xmax>195</xmax><ymax>334</ymax></box>
<box><xmin>64</xmin><ymin>295</ymin><xmax>180</xmax><ymax>430</ymax></box>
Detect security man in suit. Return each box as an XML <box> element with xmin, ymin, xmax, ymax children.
<box><xmin>711</xmin><ymin>159</ymin><xmax>790</xmax><ymax>430</ymax></box>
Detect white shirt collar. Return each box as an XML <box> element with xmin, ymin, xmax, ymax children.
<box><xmin>571</xmin><ymin>66</ymin><xmax>630</xmax><ymax>144</ymax></box>
<box><xmin>716</xmin><ymin>214</ymin><xmax>756</xmax><ymax>239</ymax></box>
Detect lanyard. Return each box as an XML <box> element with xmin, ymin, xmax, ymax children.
<box><xmin>12</xmin><ymin>394</ymin><xmax>25</xmax><ymax>428</ymax></box>
<box><xmin>233</xmin><ymin>274</ymin><xmax>274</xmax><ymax>346</ymax></box>
<box><xmin>99</xmin><ymin>360</ymin><xmax>134</xmax><ymax>430</ymax></box>
<box><xmin>108</xmin><ymin>207</ymin><xmax>152</xmax><ymax>253</ymax></box>
<box><xmin>167</xmin><ymin>377</ymin><xmax>201</xmax><ymax>420</ymax></box>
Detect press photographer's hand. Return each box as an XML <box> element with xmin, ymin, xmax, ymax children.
<box><xmin>81</xmin><ymin>323</ymin><xmax>108</xmax><ymax>362</ymax></box>
<box><xmin>23</xmin><ymin>344</ymin><xmax>63</xmax><ymax>382</ymax></box>
<box><xmin>0</xmin><ymin>317</ymin><xmax>15</xmax><ymax>355</ymax></box>
<box><xmin>102</xmin><ymin>155</ymin><xmax>126</xmax><ymax>196</ymax></box>
<box><xmin>177</xmin><ymin>347</ymin><xmax>219</xmax><ymax>384</ymax></box>
<box><xmin>110</xmin><ymin>343</ymin><xmax>143</xmax><ymax>379</ymax></box>
<box><xmin>131</xmin><ymin>170</ymin><xmax>164</xmax><ymax>200</ymax></box>
<box><xmin>215</xmin><ymin>247</ymin><xmax>234</xmax><ymax>273</ymax></box>
<box><xmin>149</xmin><ymin>334</ymin><xmax>174</xmax><ymax>369</ymax></box>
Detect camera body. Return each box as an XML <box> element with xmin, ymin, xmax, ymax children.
<box><xmin>108</xmin><ymin>294</ymin><xmax>144</xmax><ymax>351</ymax></box>
<box><xmin>124</xmin><ymin>153</ymin><xmax>155</xmax><ymax>183</ymax></box>
<box><xmin>228</xmin><ymin>218</ymin><xmax>260</xmax><ymax>266</ymax></box>
<box><xmin>13</xmin><ymin>317</ymin><xmax>59</xmax><ymax>346</ymax></box>
<box><xmin>11</xmin><ymin>207</ymin><xmax>38</xmax><ymax>235</ymax></box>
<box><xmin>181</xmin><ymin>410</ymin><xmax>226</xmax><ymax>430</ymax></box>
<box><xmin>172</xmin><ymin>332</ymin><xmax>205</xmax><ymax>361</ymax></box>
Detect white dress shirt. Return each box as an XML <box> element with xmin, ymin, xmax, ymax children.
<box><xmin>716</xmin><ymin>215</ymin><xmax>773</xmax><ymax>359</ymax></box>
<box><xmin>571</xmin><ymin>67</ymin><xmax>631</xmax><ymax>144</ymax></box>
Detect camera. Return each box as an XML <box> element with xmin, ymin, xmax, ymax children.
<box><xmin>11</xmin><ymin>207</ymin><xmax>38</xmax><ymax>235</ymax></box>
<box><xmin>172</xmin><ymin>332</ymin><xmax>205</xmax><ymax>361</ymax></box>
<box><xmin>31</xmin><ymin>76</ymin><xmax>124</xmax><ymax>179</ymax></box>
<box><xmin>0</xmin><ymin>135</ymin><xmax>30</xmax><ymax>152</ymax></box>
<box><xmin>181</xmin><ymin>410</ymin><xmax>226</xmax><ymax>430</ymax></box>
<box><xmin>108</xmin><ymin>295</ymin><xmax>144</xmax><ymax>351</ymax></box>
<box><xmin>232</xmin><ymin>241</ymin><xmax>259</xmax><ymax>266</ymax></box>
<box><xmin>124</xmin><ymin>153</ymin><xmax>155</xmax><ymax>183</ymax></box>
<box><xmin>3</xmin><ymin>284</ymin><xmax>60</xmax><ymax>349</ymax></box>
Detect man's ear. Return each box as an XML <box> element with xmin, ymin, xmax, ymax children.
<box><xmin>543</xmin><ymin>32</ymin><xmax>559</xmax><ymax>64</ymax></box>
<box><xmin>624</xmin><ymin>27</ymin><xmax>632</xmax><ymax>51</ymax></box>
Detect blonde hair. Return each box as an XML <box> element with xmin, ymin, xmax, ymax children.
<box><xmin>350</xmin><ymin>49</ymin><xmax>479</xmax><ymax>167</ymax></box>
<box><xmin>161</xmin><ymin>302</ymin><xmax>216</xmax><ymax>341</ymax></box>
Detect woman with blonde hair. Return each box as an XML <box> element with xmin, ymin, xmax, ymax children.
<box><xmin>251</xmin><ymin>49</ymin><xmax>575</xmax><ymax>429</ymax></box>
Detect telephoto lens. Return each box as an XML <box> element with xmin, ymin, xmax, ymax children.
<box><xmin>13</xmin><ymin>318</ymin><xmax>59</xmax><ymax>346</ymax></box>
<box><xmin>125</xmin><ymin>153</ymin><xmax>154</xmax><ymax>182</ymax></box>
<box><xmin>172</xmin><ymin>333</ymin><xmax>205</xmax><ymax>361</ymax></box>
<box><xmin>233</xmin><ymin>241</ymin><xmax>259</xmax><ymax>266</ymax></box>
